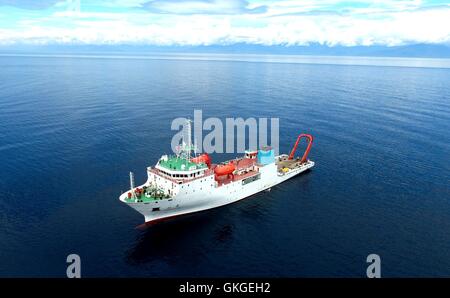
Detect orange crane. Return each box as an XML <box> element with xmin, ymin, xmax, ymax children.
<box><xmin>288</xmin><ymin>134</ymin><xmax>314</xmax><ymax>163</ymax></box>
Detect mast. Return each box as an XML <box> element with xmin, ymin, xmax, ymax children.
<box><xmin>186</xmin><ymin>119</ymin><xmax>192</xmax><ymax>160</ymax></box>
<box><xmin>129</xmin><ymin>171</ymin><xmax>136</xmax><ymax>200</ymax></box>
<box><xmin>181</xmin><ymin>119</ymin><xmax>194</xmax><ymax>160</ymax></box>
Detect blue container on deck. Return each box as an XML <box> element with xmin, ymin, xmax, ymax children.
<box><xmin>257</xmin><ymin>146</ymin><xmax>275</xmax><ymax>165</ymax></box>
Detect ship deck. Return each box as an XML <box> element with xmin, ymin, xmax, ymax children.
<box><xmin>216</xmin><ymin>170</ymin><xmax>259</xmax><ymax>186</ymax></box>
<box><xmin>124</xmin><ymin>193</ymin><xmax>170</xmax><ymax>203</ymax></box>
<box><xmin>134</xmin><ymin>157</ymin><xmax>262</xmax><ymax>195</ymax></box>
<box><xmin>215</xmin><ymin>157</ymin><xmax>259</xmax><ymax>186</ymax></box>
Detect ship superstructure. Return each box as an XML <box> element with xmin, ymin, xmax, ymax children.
<box><xmin>119</xmin><ymin>120</ymin><xmax>314</xmax><ymax>224</ymax></box>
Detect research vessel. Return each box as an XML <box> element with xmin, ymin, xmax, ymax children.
<box><xmin>119</xmin><ymin>121</ymin><xmax>314</xmax><ymax>224</ymax></box>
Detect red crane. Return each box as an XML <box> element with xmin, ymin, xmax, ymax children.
<box><xmin>288</xmin><ymin>134</ymin><xmax>314</xmax><ymax>163</ymax></box>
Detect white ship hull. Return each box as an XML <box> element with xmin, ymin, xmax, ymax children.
<box><xmin>120</xmin><ymin>160</ymin><xmax>314</xmax><ymax>224</ymax></box>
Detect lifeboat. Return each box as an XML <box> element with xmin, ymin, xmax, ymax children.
<box><xmin>214</xmin><ymin>162</ymin><xmax>236</xmax><ymax>176</ymax></box>
<box><xmin>191</xmin><ymin>153</ymin><xmax>212</xmax><ymax>168</ymax></box>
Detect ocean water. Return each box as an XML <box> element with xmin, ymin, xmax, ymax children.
<box><xmin>0</xmin><ymin>54</ymin><xmax>449</xmax><ymax>277</ymax></box>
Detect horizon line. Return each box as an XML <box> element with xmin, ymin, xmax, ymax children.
<box><xmin>1</xmin><ymin>52</ymin><xmax>450</xmax><ymax>70</ymax></box>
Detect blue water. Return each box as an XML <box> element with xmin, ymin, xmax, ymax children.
<box><xmin>0</xmin><ymin>54</ymin><xmax>449</xmax><ymax>277</ymax></box>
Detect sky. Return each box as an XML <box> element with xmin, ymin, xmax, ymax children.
<box><xmin>0</xmin><ymin>0</ymin><xmax>449</xmax><ymax>47</ymax></box>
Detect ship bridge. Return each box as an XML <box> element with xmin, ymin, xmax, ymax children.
<box><xmin>154</xmin><ymin>155</ymin><xmax>210</xmax><ymax>182</ymax></box>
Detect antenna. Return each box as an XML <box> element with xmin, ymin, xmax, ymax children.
<box><xmin>129</xmin><ymin>171</ymin><xmax>136</xmax><ymax>200</ymax></box>
<box><xmin>187</xmin><ymin>119</ymin><xmax>192</xmax><ymax>160</ymax></box>
<box><xmin>181</xmin><ymin>119</ymin><xmax>193</xmax><ymax>160</ymax></box>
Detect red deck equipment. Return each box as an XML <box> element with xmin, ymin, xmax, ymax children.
<box><xmin>214</xmin><ymin>162</ymin><xmax>236</xmax><ymax>176</ymax></box>
<box><xmin>191</xmin><ymin>153</ymin><xmax>212</xmax><ymax>168</ymax></box>
<box><xmin>288</xmin><ymin>134</ymin><xmax>314</xmax><ymax>163</ymax></box>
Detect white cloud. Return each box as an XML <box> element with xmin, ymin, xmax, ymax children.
<box><xmin>140</xmin><ymin>0</ymin><xmax>266</xmax><ymax>15</ymax></box>
<box><xmin>0</xmin><ymin>1</ymin><xmax>449</xmax><ymax>46</ymax></box>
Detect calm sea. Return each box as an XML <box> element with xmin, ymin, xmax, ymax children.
<box><xmin>0</xmin><ymin>54</ymin><xmax>449</xmax><ymax>277</ymax></box>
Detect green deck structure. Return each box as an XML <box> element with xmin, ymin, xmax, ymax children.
<box><xmin>158</xmin><ymin>156</ymin><xmax>207</xmax><ymax>171</ymax></box>
<box><xmin>125</xmin><ymin>194</ymin><xmax>165</xmax><ymax>203</ymax></box>
<box><xmin>124</xmin><ymin>186</ymin><xmax>171</xmax><ymax>203</ymax></box>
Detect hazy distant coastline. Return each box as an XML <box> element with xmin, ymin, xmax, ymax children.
<box><xmin>1</xmin><ymin>43</ymin><xmax>450</xmax><ymax>59</ymax></box>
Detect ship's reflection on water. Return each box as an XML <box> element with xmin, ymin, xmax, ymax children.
<box><xmin>126</xmin><ymin>210</ymin><xmax>235</xmax><ymax>266</ymax></box>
